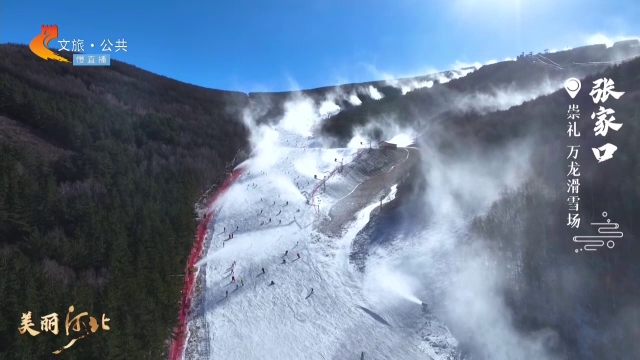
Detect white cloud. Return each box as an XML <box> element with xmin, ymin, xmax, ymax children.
<box><xmin>449</xmin><ymin>60</ymin><xmax>483</xmax><ymax>70</ymax></box>
<box><xmin>360</xmin><ymin>57</ymin><xmax>509</xmax><ymax>96</ymax></box>
<box><xmin>317</xmin><ymin>100</ymin><xmax>340</xmax><ymax>117</ymax></box>
<box><xmin>367</xmin><ymin>85</ymin><xmax>383</xmax><ymax>100</ymax></box>
<box><xmin>584</xmin><ymin>33</ymin><xmax>640</xmax><ymax>48</ymax></box>
<box><xmin>348</xmin><ymin>93</ymin><xmax>362</xmax><ymax>106</ymax></box>
<box><xmin>364</xmin><ymin>64</ymin><xmax>438</xmax><ymax>94</ymax></box>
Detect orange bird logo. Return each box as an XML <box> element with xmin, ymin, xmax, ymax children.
<box><xmin>29</xmin><ymin>25</ymin><xmax>70</xmax><ymax>63</ymax></box>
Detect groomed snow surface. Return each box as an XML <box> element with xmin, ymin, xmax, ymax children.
<box><xmin>183</xmin><ymin>128</ymin><xmax>459</xmax><ymax>360</ymax></box>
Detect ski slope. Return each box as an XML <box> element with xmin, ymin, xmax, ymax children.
<box><xmin>180</xmin><ymin>124</ymin><xmax>460</xmax><ymax>360</ymax></box>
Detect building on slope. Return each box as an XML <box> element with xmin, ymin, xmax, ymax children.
<box><xmin>378</xmin><ymin>141</ymin><xmax>397</xmax><ymax>149</ymax></box>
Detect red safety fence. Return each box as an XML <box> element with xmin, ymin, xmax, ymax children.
<box><xmin>168</xmin><ymin>166</ymin><xmax>245</xmax><ymax>360</ymax></box>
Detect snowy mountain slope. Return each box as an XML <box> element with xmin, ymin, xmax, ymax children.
<box><xmin>176</xmin><ymin>52</ymin><xmax>555</xmax><ymax>359</ymax></box>
<box><xmin>181</xmin><ymin>124</ymin><xmax>460</xmax><ymax>359</ymax></box>
<box><xmin>175</xmin><ymin>47</ymin><xmax>640</xmax><ymax>360</ymax></box>
<box><xmin>175</xmin><ymin>60</ymin><xmax>499</xmax><ymax>360</ymax></box>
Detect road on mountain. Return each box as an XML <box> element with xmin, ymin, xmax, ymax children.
<box><xmin>319</xmin><ymin>147</ymin><xmax>420</xmax><ymax>237</ymax></box>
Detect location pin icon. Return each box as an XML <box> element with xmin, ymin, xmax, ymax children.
<box><xmin>565</xmin><ymin>78</ymin><xmax>581</xmax><ymax>98</ymax></box>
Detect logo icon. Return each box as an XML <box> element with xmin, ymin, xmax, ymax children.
<box><xmin>564</xmin><ymin>78</ymin><xmax>581</xmax><ymax>98</ymax></box>
<box><xmin>29</xmin><ymin>25</ymin><xmax>70</xmax><ymax>63</ymax></box>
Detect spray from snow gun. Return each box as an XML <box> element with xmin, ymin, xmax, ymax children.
<box><xmin>370</xmin><ymin>266</ymin><xmax>424</xmax><ymax>305</ymax></box>
<box><xmin>402</xmin><ymin>293</ymin><xmax>423</xmax><ymax>304</ymax></box>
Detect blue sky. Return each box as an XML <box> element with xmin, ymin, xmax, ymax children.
<box><xmin>2</xmin><ymin>0</ymin><xmax>639</xmax><ymax>92</ymax></box>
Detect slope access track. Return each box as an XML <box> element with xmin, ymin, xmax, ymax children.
<box><xmin>309</xmin><ymin>148</ymin><xmax>369</xmax><ymax>207</ymax></box>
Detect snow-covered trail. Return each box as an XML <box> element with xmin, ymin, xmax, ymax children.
<box><xmin>196</xmin><ymin>187</ymin><xmax>424</xmax><ymax>359</ymax></box>
<box><xmin>180</xmin><ymin>125</ymin><xmax>458</xmax><ymax>360</ymax></box>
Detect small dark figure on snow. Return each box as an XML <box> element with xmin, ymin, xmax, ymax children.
<box><xmin>297</xmin><ymin>253</ymin><xmax>300</xmax><ymax>259</ymax></box>
<box><xmin>226</xmin><ymin>290</ymin><xmax>228</xmax><ymax>297</ymax></box>
<box><xmin>270</xmin><ymin>280</ymin><xmax>275</xmax><ymax>286</ymax></box>
<box><xmin>262</xmin><ymin>268</ymin><xmax>265</xmax><ymax>274</ymax></box>
<box><xmin>282</xmin><ymin>259</ymin><xmax>286</xmax><ymax>264</ymax></box>
<box><xmin>231</xmin><ymin>276</ymin><xmax>235</xmax><ymax>282</ymax></box>
<box><xmin>286</xmin><ymin>201</ymin><xmax>288</xmax><ymax>205</ymax></box>
<box><xmin>310</xmin><ymin>288</ymin><xmax>313</xmax><ymax>293</ymax></box>
<box><xmin>236</xmin><ymin>284</ymin><xmax>239</xmax><ymax>290</ymax></box>
<box><xmin>269</xmin><ymin>218</ymin><xmax>271</xmax><ymax>222</ymax></box>
<box><xmin>224</xmin><ymin>227</ymin><xmax>226</xmax><ymax>232</ymax></box>
<box><xmin>284</xmin><ymin>250</ymin><xmax>288</xmax><ymax>256</ymax></box>
<box><xmin>279</xmin><ymin>220</ymin><xmax>282</xmax><ymax>224</ymax></box>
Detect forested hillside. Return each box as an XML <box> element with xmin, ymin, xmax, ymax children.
<box><xmin>468</xmin><ymin>60</ymin><xmax>640</xmax><ymax>359</ymax></box>
<box><xmin>411</xmin><ymin>58</ymin><xmax>640</xmax><ymax>359</ymax></box>
<box><xmin>0</xmin><ymin>44</ymin><xmax>249</xmax><ymax>359</ymax></box>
